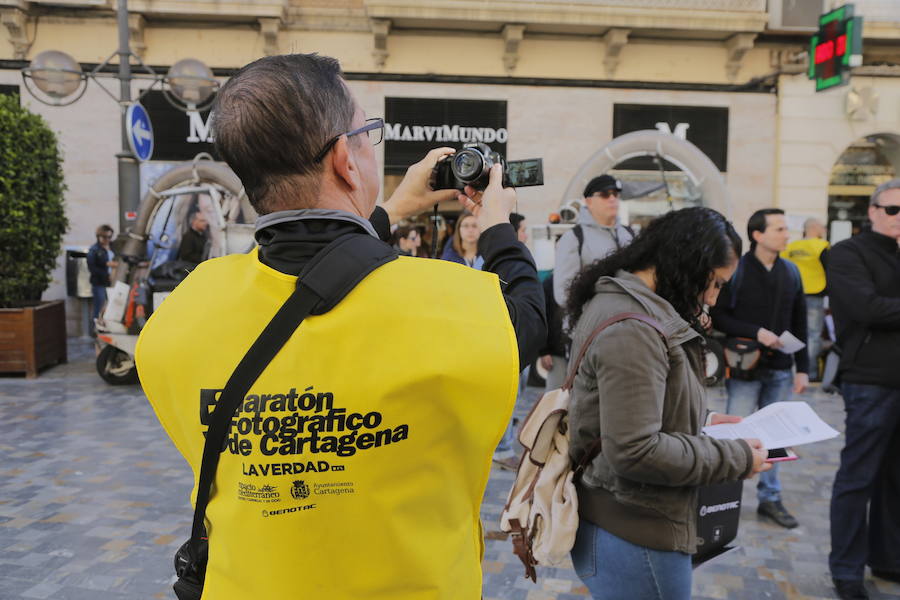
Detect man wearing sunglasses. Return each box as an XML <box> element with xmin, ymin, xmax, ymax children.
<box><xmin>86</xmin><ymin>223</ymin><xmax>117</xmax><ymax>334</ymax></box>
<box><xmin>136</xmin><ymin>53</ymin><xmax>545</xmax><ymax>600</ymax></box>
<box><xmin>552</xmin><ymin>174</ymin><xmax>633</xmax><ymax>309</ymax></box>
<box><xmin>828</xmin><ymin>179</ymin><xmax>900</xmax><ymax>600</ymax></box>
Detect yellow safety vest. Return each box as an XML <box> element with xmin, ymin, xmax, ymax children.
<box><xmin>136</xmin><ymin>249</ymin><xmax>519</xmax><ymax>600</ymax></box>
<box><xmin>781</xmin><ymin>238</ymin><xmax>830</xmax><ymax>295</ymax></box>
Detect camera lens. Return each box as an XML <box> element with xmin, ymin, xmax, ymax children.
<box><xmin>452</xmin><ymin>150</ymin><xmax>483</xmax><ymax>182</ymax></box>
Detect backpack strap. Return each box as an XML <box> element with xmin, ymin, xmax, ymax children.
<box><xmin>563</xmin><ymin>312</ymin><xmax>667</xmax><ymax>391</ymax></box>
<box><xmin>562</xmin><ymin>312</ymin><xmax>667</xmax><ymax>479</ymax></box>
<box><xmin>573</xmin><ymin>224</ymin><xmax>584</xmax><ymax>265</ymax></box>
<box><xmin>728</xmin><ymin>254</ymin><xmax>747</xmax><ymax>311</ymax></box>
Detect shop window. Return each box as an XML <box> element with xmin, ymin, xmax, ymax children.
<box><xmin>828</xmin><ymin>134</ymin><xmax>899</xmax><ymax>242</ymax></box>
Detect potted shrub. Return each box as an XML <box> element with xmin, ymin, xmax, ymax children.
<box><xmin>0</xmin><ymin>93</ymin><xmax>69</xmax><ymax>377</ymax></box>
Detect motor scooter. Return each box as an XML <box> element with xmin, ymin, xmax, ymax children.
<box><xmin>94</xmin><ymin>153</ymin><xmax>256</xmax><ymax>384</ymax></box>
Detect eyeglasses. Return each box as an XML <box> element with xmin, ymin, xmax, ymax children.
<box><xmin>313</xmin><ymin>117</ymin><xmax>384</xmax><ymax>163</ymax></box>
<box><xmin>874</xmin><ymin>203</ymin><xmax>900</xmax><ymax>216</ymax></box>
<box><xmin>595</xmin><ymin>190</ymin><xmax>620</xmax><ymax>199</ymax></box>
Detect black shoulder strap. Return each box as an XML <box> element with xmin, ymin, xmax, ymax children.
<box><xmin>573</xmin><ymin>225</ymin><xmax>584</xmax><ymax>262</ymax></box>
<box><xmin>728</xmin><ymin>254</ymin><xmax>746</xmax><ymax>311</ymax></box>
<box><xmin>188</xmin><ymin>233</ymin><xmax>396</xmax><ymax>550</ymax></box>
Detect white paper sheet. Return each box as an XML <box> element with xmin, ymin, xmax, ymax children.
<box><xmin>703</xmin><ymin>401</ymin><xmax>839</xmax><ymax>449</ymax></box>
<box><xmin>776</xmin><ymin>330</ymin><xmax>806</xmax><ymax>355</ymax></box>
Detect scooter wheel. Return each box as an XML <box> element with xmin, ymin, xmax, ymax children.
<box><xmin>96</xmin><ymin>344</ymin><xmax>139</xmax><ymax>385</ymax></box>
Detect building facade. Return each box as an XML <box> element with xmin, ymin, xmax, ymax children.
<box><xmin>0</xmin><ymin>0</ymin><xmax>898</xmax><ymax>332</ymax></box>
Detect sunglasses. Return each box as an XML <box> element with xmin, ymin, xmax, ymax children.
<box><xmin>874</xmin><ymin>203</ymin><xmax>900</xmax><ymax>216</ymax></box>
<box><xmin>596</xmin><ymin>190</ymin><xmax>620</xmax><ymax>199</ymax></box>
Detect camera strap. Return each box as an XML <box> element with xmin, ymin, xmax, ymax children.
<box><xmin>185</xmin><ymin>232</ymin><xmax>397</xmax><ymax>563</ymax></box>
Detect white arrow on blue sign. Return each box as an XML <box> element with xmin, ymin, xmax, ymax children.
<box><xmin>126</xmin><ymin>102</ymin><xmax>154</xmax><ymax>162</ymax></box>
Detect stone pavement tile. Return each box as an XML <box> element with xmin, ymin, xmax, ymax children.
<box><xmin>20</xmin><ymin>582</ymin><xmax>64</xmax><ymax>599</ymax></box>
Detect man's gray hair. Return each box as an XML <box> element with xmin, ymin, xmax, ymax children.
<box><xmin>871</xmin><ymin>178</ymin><xmax>900</xmax><ymax>205</ymax></box>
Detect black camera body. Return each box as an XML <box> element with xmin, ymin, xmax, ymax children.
<box><xmin>429</xmin><ymin>143</ymin><xmax>543</xmax><ymax>191</ymax></box>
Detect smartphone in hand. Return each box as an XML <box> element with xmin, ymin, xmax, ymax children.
<box><xmin>766</xmin><ymin>448</ymin><xmax>798</xmax><ymax>463</ymax></box>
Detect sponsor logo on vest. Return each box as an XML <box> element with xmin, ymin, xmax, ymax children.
<box><xmin>200</xmin><ymin>386</ymin><xmax>411</xmax><ymax>458</ymax></box>
<box><xmin>242</xmin><ymin>460</ymin><xmax>334</xmax><ymax>476</ymax></box>
<box><xmin>313</xmin><ymin>481</ymin><xmax>355</xmax><ymax>496</ymax></box>
<box><xmin>262</xmin><ymin>503</ymin><xmax>317</xmax><ymax>518</ymax></box>
<box><xmin>237</xmin><ymin>482</ymin><xmax>280</xmax><ymax>503</ymax></box>
<box><xmin>699</xmin><ymin>500</ymin><xmax>741</xmax><ymax>517</ymax></box>
<box><xmin>290</xmin><ymin>480</ymin><xmax>310</xmax><ymax>500</ymax></box>
<box><xmin>384</xmin><ymin>123</ymin><xmax>509</xmax><ymax>144</ymax></box>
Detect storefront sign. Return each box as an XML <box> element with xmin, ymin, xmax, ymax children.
<box><xmin>613</xmin><ymin>104</ymin><xmax>729</xmax><ymax>172</ymax></box>
<box><xmin>141</xmin><ymin>90</ymin><xmax>217</xmax><ymax>161</ymax></box>
<box><xmin>384</xmin><ymin>98</ymin><xmax>507</xmax><ymax>175</ymax></box>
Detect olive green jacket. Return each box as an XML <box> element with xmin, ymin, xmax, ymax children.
<box><xmin>568</xmin><ymin>271</ymin><xmax>753</xmax><ymax>554</ymax></box>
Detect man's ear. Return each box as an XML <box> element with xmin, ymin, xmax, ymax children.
<box><xmin>329</xmin><ymin>136</ymin><xmax>361</xmax><ymax>193</ymax></box>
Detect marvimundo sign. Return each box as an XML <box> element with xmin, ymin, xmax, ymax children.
<box><xmin>384</xmin><ymin>122</ymin><xmax>509</xmax><ymax>144</ymax></box>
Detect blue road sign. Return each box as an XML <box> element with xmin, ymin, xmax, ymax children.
<box><xmin>126</xmin><ymin>102</ymin><xmax>154</xmax><ymax>162</ymax></box>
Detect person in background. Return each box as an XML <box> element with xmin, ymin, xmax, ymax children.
<box><xmin>538</xmin><ymin>271</ymin><xmax>567</xmax><ymax>392</ymax></box>
<box><xmin>710</xmin><ymin>208</ymin><xmax>808</xmax><ymax>530</ymax></box>
<box><xmin>781</xmin><ymin>217</ymin><xmax>830</xmax><ymax>380</ymax></box>
<box><xmin>391</xmin><ymin>225</ymin><xmax>422</xmax><ymax>256</ymax></box>
<box><xmin>176</xmin><ymin>211</ymin><xmax>209</xmax><ymax>264</ymax></box>
<box><xmin>510</xmin><ymin>212</ymin><xmax>528</xmax><ymax>244</ymax></box>
<box><xmin>827</xmin><ymin>179</ymin><xmax>900</xmax><ymax>600</ymax></box>
<box><xmin>553</xmin><ymin>174</ymin><xmax>634</xmax><ymax>308</ymax></box>
<box><xmin>441</xmin><ymin>211</ymin><xmax>483</xmax><ymax>269</ymax></box>
<box><xmin>566</xmin><ymin>207</ymin><xmax>769</xmax><ymax>600</ymax></box>
<box><xmin>86</xmin><ymin>224</ymin><xmax>117</xmax><ymax>332</ymax></box>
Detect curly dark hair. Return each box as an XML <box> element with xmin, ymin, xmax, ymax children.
<box><xmin>566</xmin><ymin>207</ymin><xmax>742</xmax><ymax>329</ymax></box>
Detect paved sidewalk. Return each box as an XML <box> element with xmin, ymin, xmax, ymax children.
<box><xmin>1</xmin><ymin>339</ymin><xmax>898</xmax><ymax>599</ymax></box>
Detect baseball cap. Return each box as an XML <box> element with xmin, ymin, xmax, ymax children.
<box><xmin>583</xmin><ymin>175</ymin><xmax>623</xmax><ymax>198</ymax></box>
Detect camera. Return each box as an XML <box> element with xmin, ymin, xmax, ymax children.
<box><xmin>429</xmin><ymin>143</ymin><xmax>543</xmax><ymax>191</ymax></box>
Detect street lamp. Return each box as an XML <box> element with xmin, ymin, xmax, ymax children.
<box><xmin>20</xmin><ymin>0</ymin><xmax>218</xmax><ymax>235</ymax></box>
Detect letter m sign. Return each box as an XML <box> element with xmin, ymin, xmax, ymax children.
<box><xmin>187</xmin><ymin>111</ymin><xmax>215</xmax><ymax>143</ymax></box>
<box><xmin>655</xmin><ymin>121</ymin><xmax>690</xmax><ymax>140</ymax></box>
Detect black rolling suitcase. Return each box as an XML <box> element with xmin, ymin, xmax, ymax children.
<box><xmin>692</xmin><ymin>480</ymin><xmax>743</xmax><ymax>566</ymax></box>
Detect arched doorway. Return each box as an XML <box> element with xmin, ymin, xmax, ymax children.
<box><xmin>559</xmin><ymin>130</ymin><xmax>731</xmax><ymax>226</ymax></box>
<box><xmin>828</xmin><ymin>133</ymin><xmax>900</xmax><ymax>242</ymax></box>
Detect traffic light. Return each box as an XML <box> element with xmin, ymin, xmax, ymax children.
<box><xmin>808</xmin><ymin>4</ymin><xmax>863</xmax><ymax>92</ymax></box>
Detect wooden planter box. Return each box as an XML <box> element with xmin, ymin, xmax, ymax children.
<box><xmin>0</xmin><ymin>300</ymin><xmax>68</xmax><ymax>378</ymax></box>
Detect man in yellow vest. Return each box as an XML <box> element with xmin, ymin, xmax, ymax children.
<box><xmin>136</xmin><ymin>53</ymin><xmax>546</xmax><ymax>599</ymax></box>
<box><xmin>781</xmin><ymin>218</ymin><xmax>830</xmax><ymax>380</ymax></box>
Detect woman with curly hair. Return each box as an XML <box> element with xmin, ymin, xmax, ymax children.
<box><xmin>565</xmin><ymin>207</ymin><xmax>771</xmax><ymax>599</ymax></box>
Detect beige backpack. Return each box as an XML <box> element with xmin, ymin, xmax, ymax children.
<box><xmin>499</xmin><ymin>312</ymin><xmax>665</xmax><ymax>582</ymax></box>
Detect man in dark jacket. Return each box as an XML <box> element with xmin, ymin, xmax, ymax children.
<box><xmin>710</xmin><ymin>208</ymin><xmax>808</xmax><ymax>529</ymax></box>
<box><xmin>827</xmin><ymin>179</ymin><xmax>900</xmax><ymax>600</ymax></box>
<box><xmin>176</xmin><ymin>211</ymin><xmax>209</xmax><ymax>264</ymax></box>
<box><xmin>86</xmin><ymin>224</ymin><xmax>116</xmax><ymax>331</ymax></box>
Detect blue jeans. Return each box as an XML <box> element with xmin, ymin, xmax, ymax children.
<box><xmin>829</xmin><ymin>383</ymin><xmax>900</xmax><ymax>581</ymax></box>
<box><xmin>495</xmin><ymin>366</ymin><xmax>529</xmax><ymax>458</ymax></box>
<box><xmin>806</xmin><ymin>296</ymin><xmax>825</xmax><ymax>379</ymax></box>
<box><xmin>91</xmin><ymin>285</ymin><xmax>107</xmax><ymax>329</ymax></box>
<box><xmin>571</xmin><ymin>519</ymin><xmax>691</xmax><ymax>600</ymax></box>
<box><xmin>725</xmin><ymin>368</ymin><xmax>793</xmax><ymax>503</ymax></box>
